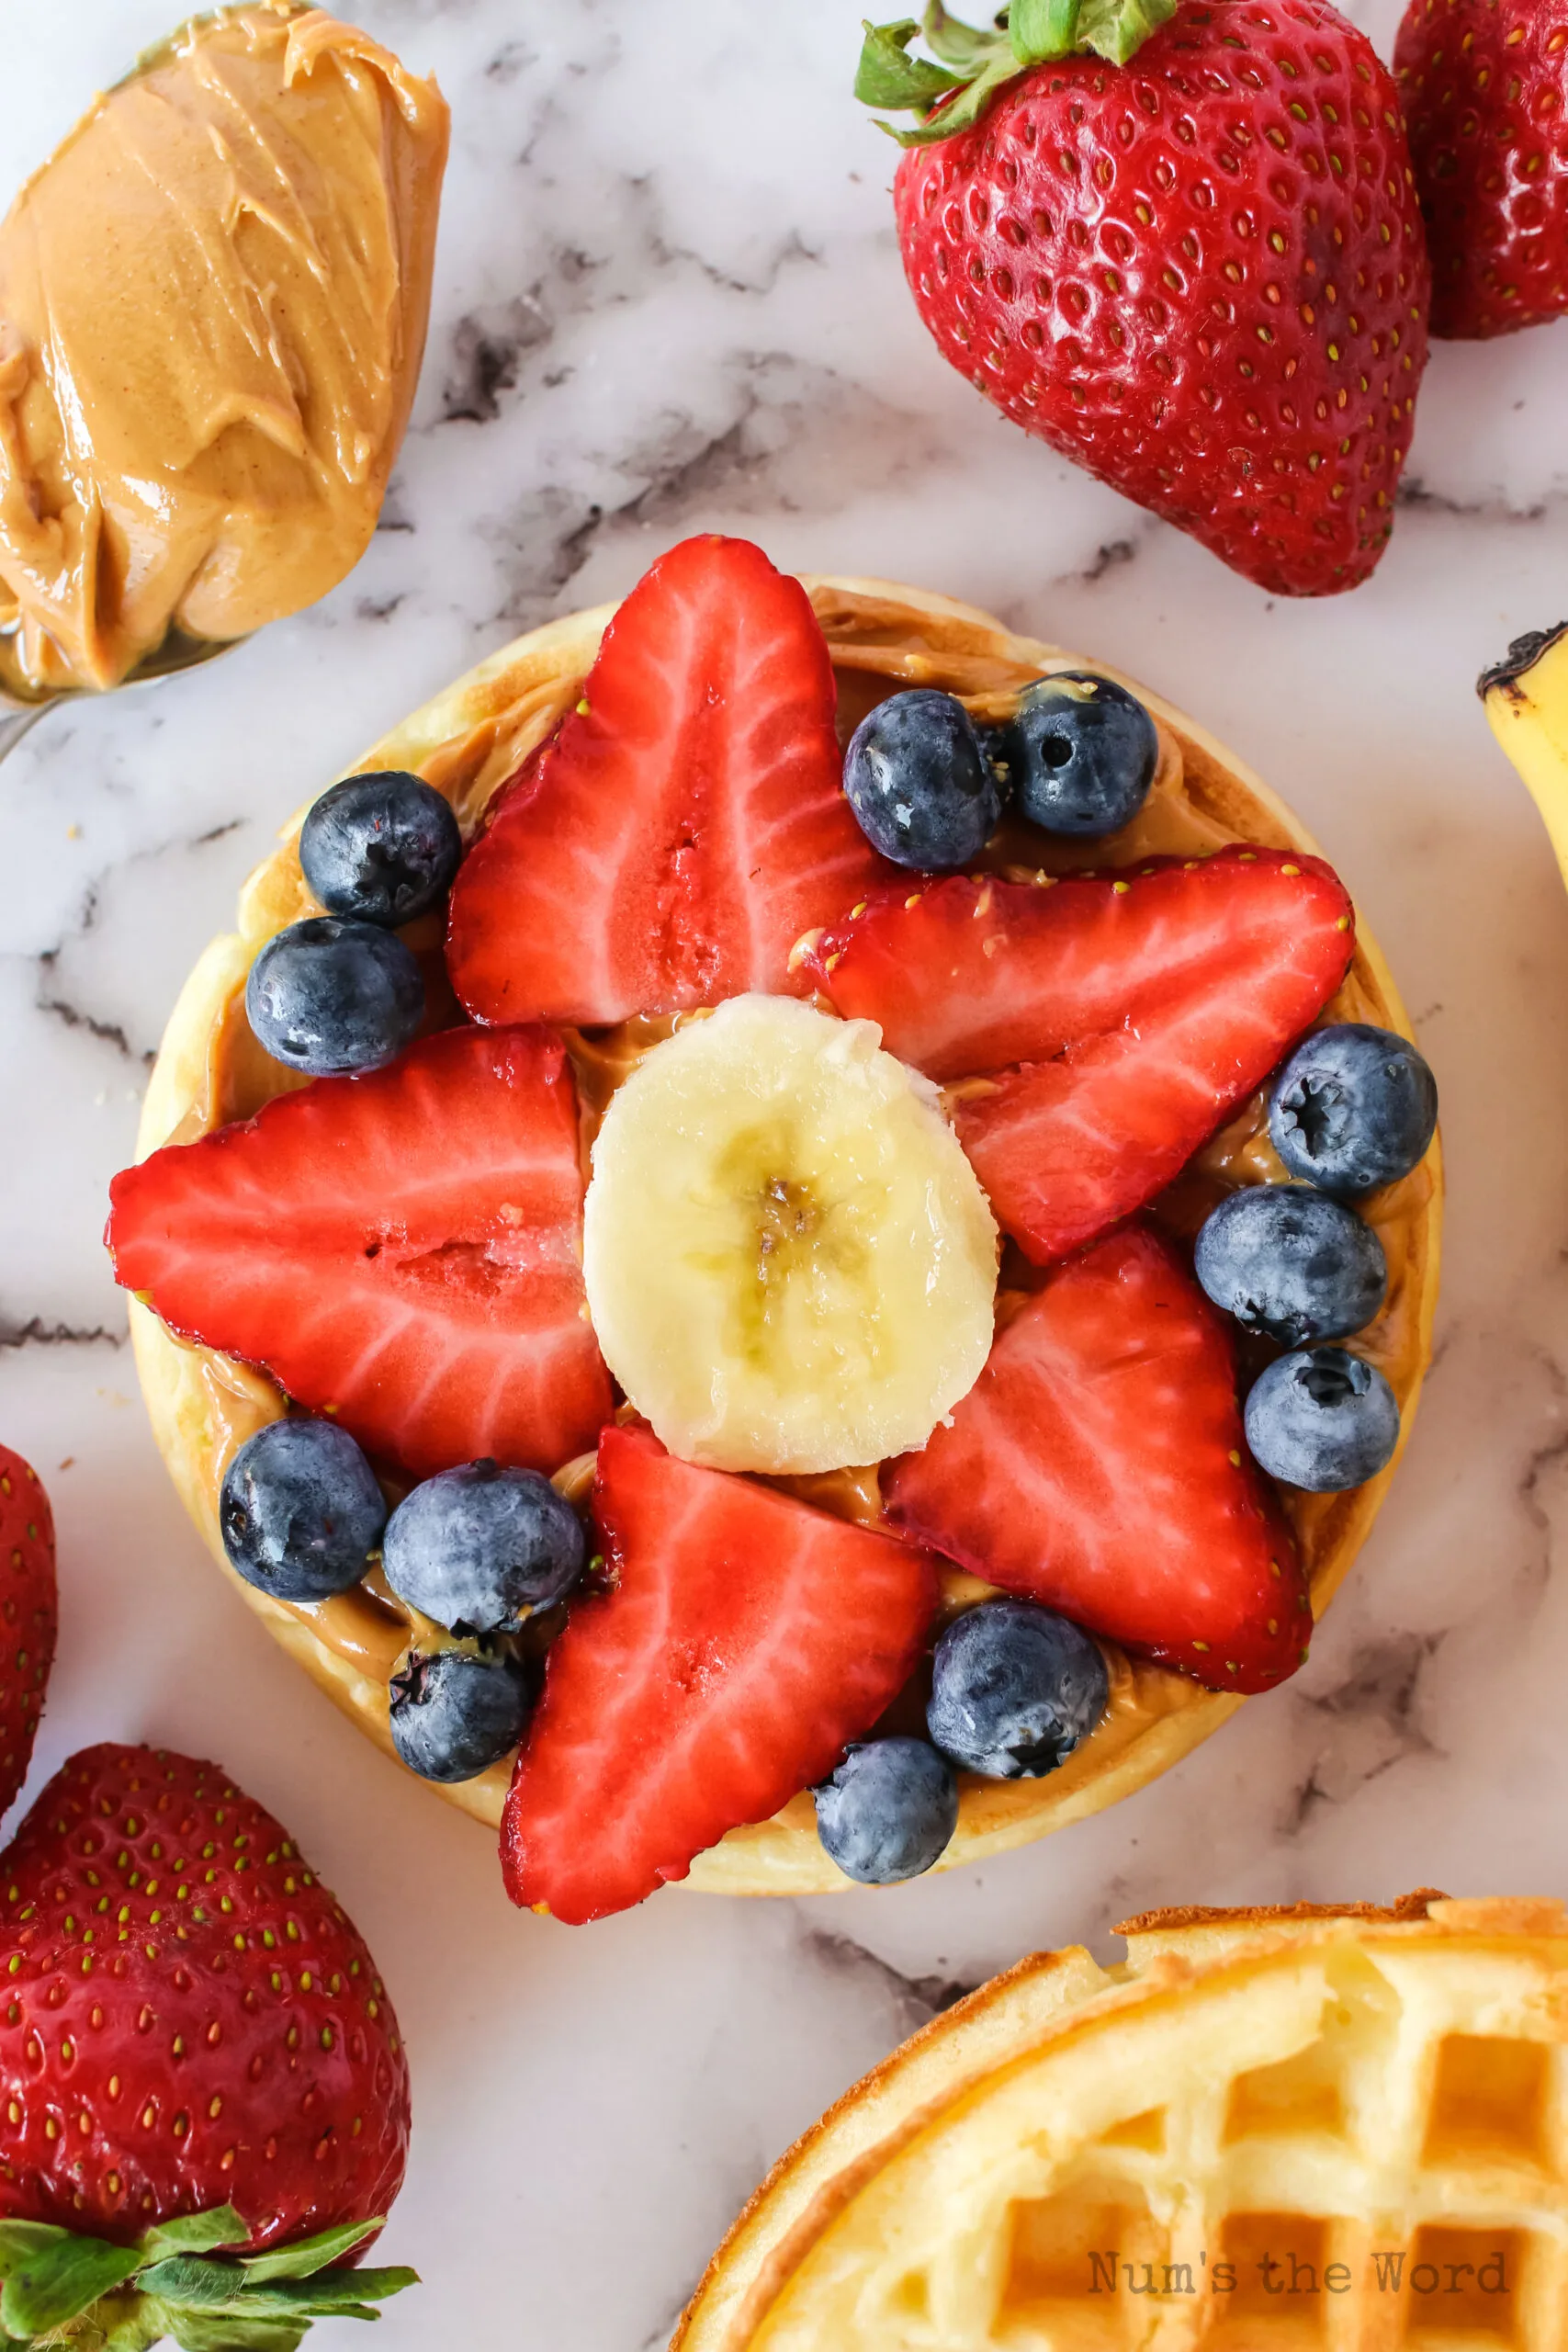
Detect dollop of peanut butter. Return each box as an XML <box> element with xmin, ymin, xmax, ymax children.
<box><xmin>0</xmin><ymin>3</ymin><xmax>448</xmax><ymax>695</ymax></box>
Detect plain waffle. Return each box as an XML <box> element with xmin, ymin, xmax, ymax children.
<box><xmin>128</xmin><ymin>575</ymin><xmax>1442</xmax><ymax>1894</ymax></box>
<box><xmin>675</xmin><ymin>1892</ymin><xmax>1568</xmax><ymax>2348</ymax></box>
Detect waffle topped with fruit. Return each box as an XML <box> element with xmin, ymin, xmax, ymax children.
<box><xmin>109</xmin><ymin>537</ymin><xmax>1441</xmax><ymax>1919</ymax></box>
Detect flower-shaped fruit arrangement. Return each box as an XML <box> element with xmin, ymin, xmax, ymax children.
<box><xmin>108</xmin><ymin>537</ymin><xmax>1441</xmax><ymax>1920</ymax></box>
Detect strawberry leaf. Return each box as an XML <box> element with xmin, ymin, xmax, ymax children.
<box><xmin>921</xmin><ymin>0</ymin><xmax>1010</xmax><ymax>68</ymax></box>
<box><xmin>238</xmin><ymin>2221</ymin><xmax>382</xmax><ymax>2284</ymax></box>
<box><xmin>140</xmin><ymin>2209</ymin><xmax>251</xmax><ymax>2264</ymax></box>
<box><xmin>0</xmin><ymin>2224</ymin><xmax>68</xmax><ymax>2281</ymax></box>
<box><xmin>135</xmin><ymin>2257</ymin><xmax>261</xmax><ymax>2310</ymax></box>
<box><xmin>881</xmin><ymin>51</ymin><xmax>1020</xmax><ymax>142</ymax></box>
<box><xmin>856</xmin><ymin>0</ymin><xmax>1174</xmax><ymax>140</ymax></box>
<box><xmin>0</xmin><ymin>2211</ymin><xmax>412</xmax><ymax>2349</ymax></box>
<box><xmin>135</xmin><ymin>2257</ymin><xmax>417</xmax><ymax>2318</ymax></box>
<box><xmin>234</xmin><ymin>2269</ymin><xmax>418</xmax><ymax>2316</ymax></box>
<box><xmin>99</xmin><ymin>2309</ymin><xmax>169</xmax><ymax>2352</ymax></box>
<box><xmin>1010</xmin><ymin>0</ymin><xmax>1082</xmax><ymax>62</ymax></box>
<box><xmin>853</xmin><ymin>18</ymin><xmax>963</xmax><ymax>107</ymax></box>
<box><xmin>1075</xmin><ymin>0</ymin><xmax>1176</xmax><ymax>63</ymax></box>
<box><xmin>0</xmin><ymin>2233</ymin><xmax>144</xmax><ymax>2335</ymax></box>
<box><xmin>152</xmin><ymin>2312</ymin><xmax>307</xmax><ymax>2352</ymax></box>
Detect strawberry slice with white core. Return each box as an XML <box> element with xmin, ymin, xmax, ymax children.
<box><xmin>446</xmin><ymin>535</ymin><xmax>892</xmax><ymax>1027</ymax></box>
<box><xmin>804</xmin><ymin>847</ymin><xmax>1355</xmax><ymax>1264</ymax></box>
<box><xmin>107</xmin><ymin>1025</ymin><xmax>612</xmax><ymax>1481</ymax></box>
<box><xmin>885</xmin><ymin>1225</ymin><xmax>1313</xmax><ymax>1693</ymax></box>
<box><xmin>502</xmin><ymin>1423</ymin><xmax>940</xmax><ymax>1923</ymax></box>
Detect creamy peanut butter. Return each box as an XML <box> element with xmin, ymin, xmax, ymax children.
<box><xmin>130</xmin><ymin>579</ymin><xmax>1441</xmax><ymax>1890</ymax></box>
<box><xmin>0</xmin><ymin>3</ymin><xmax>447</xmax><ymax>695</ymax></box>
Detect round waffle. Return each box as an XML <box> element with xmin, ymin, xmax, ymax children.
<box><xmin>129</xmin><ymin>573</ymin><xmax>1441</xmax><ymax>1894</ymax></box>
<box><xmin>675</xmin><ymin>1891</ymin><xmax>1568</xmax><ymax>2349</ymax></box>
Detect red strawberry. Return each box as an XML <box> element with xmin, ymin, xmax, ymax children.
<box><xmin>446</xmin><ymin>535</ymin><xmax>892</xmax><ymax>1027</ymax></box>
<box><xmin>107</xmin><ymin>1024</ymin><xmax>612</xmax><ymax>1482</ymax></box>
<box><xmin>1395</xmin><ymin>0</ymin><xmax>1568</xmax><ymax>338</ymax></box>
<box><xmin>0</xmin><ymin>1746</ymin><xmax>414</xmax><ymax>2345</ymax></box>
<box><xmin>806</xmin><ymin>846</ymin><xmax>1354</xmax><ymax>1263</ymax></box>
<box><xmin>0</xmin><ymin>1448</ymin><xmax>55</xmax><ymax>1827</ymax></box>
<box><xmin>502</xmin><ymin>1424</ymin><xmax>939</xmax><ymax>1923</ymax></box>
<box><xmin>886</xmin><ymin>1226</ymin><xmax>1312</xmax><ymax>1690</ymax></box>
<box><xmin>858</xmin><ymin>0</ymin><xmax>1430</xmax><ymax>594</ymax></box>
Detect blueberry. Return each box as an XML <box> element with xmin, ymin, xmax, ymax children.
<box><xmin>299</xmin><ymin>771</ymin><xmax>463</xmax><ymax>927</ymax></box>
<box><xmin>928</xmin><ymin>1600</ymin><xmax>1108</xmax><ymax>1780</ymax></box>
<box><xmin>246</xmin><ymin>916</ymin><xmax>423</xmax><ymax>1076</ymax></box>
<box><xmin>1004</xmin><ymin>672</ymin><xmax>1158</xmax><ymax>838</ymax></box>
<box><xmin>220</xmin><ymin>1418</ymin><xmax>386</xmax><ymax>1603</ymax></box>
<box><xmin>381</xmin><ymin>1459</ymin><xmax>586</xmax><ymax>1636</ymax></box>
<box><xmin>843</xmin><ymin>689</ymin><xmax>1002</xmax><ymax>869</ymax></box>
<box><xmin>1269</xmin><ymin>1023</ymin><xmax>1438</xmax><ymax>1198</ymax></box>
<box><xmin>389</xmin><ymin>1648</ymin><xmax>530</xmax><ymax>1783</ymax></box>
<box><xmin>1194</xmin><ymin>1183</ymin><xmax>1386</xmax><ymax>1349</ymax></box>
<box><xmin>813</xmin><ymin>1738</ymin><xmax>958</xmax><ymax>1884</ymax></box>
<box><xmin>1244</xmin><ymin>1347</ymin><xmax>1401</xmax><ymax>1492</ymax></box>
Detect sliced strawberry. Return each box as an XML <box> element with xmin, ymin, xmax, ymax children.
<box><xmin>885</xmin><ymin>1226</ymin><xmax>1311</xmax><ymax>1694</ymax></box>
<box><xmin>446</xmin><ymin>535</ymin><xmax>891</xmax><ymax>1027</ymax></box>
<box><xmin>107</xmin><ymin>1025</ymin><xmax>612</xmax><ymax>1481</ymax></box>
<box><xmin>502</xmin><ymin>1423</ymin><xmax>939</xmax><ymax>1922</ymax></box>
<box><xmin>807</xmin><ymin>848</ymin><xmax>1354</xmax><ymax>1264</ymax></box>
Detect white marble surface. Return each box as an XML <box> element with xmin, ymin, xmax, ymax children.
<box><xmin>4</xmin><ymin>2</ymin><xmax>1568</xmax><ymax>2344</ymax></box>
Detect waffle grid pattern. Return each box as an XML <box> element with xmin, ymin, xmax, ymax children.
<box><xmin>742</xmin><ymin>1919</ymin><xmax>1568</xmax><ymax>2351</ymax></box>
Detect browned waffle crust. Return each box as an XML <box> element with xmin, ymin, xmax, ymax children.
<box><xmin>677</xmin><ymin>1892</ymin><xmax>1568</xmax><ymax>2349</ymax></box>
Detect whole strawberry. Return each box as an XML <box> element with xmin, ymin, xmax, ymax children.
<box><xmin>0</xmin><ymin>1446</ymin><xmax>56</xmax><ymax>1828</ymax></box>
<box><xmin>858</xmin><ymin>0</ymin><xmax>1431</xmax><ymax>594</ymax></box>
<box><xmin>1395</xmin><ymin>0</ymin><xmax>1568</xmax><ymax>337</ymax></box>
<box><xmin>0</xmin><ymin>1746</ymin><xmax>414</xmax><ymax>2347</ymax></box>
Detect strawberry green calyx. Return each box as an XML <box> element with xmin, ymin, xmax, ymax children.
<box><xmin>854</xmin><ymin>0</ymin><xmax>1177</xmax><ymax>143</ymax></box>
<box><xmin>0</xmin><ymin>2206</ymin><xmax>417</xmax><ymax>2351</ymax></box>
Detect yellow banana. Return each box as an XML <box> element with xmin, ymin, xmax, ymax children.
<box><xmin>582</xmin><ymin>994</ymin><xmax>998</xmax><ymax>1475</ymax></box>
<box><xmin>1482</xmin><ymin>621</ymin><xmax>1568</xmax><ymax>887</ymax></box>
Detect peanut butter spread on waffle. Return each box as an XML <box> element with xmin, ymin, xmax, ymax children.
<box><xmin>0</xmin><ymin>4</ymin><xmax>447</xmax><ymax>695</ymax></box>
<box><xmin>129</xmin><ymin>579</ymin><xmax>1440</xmax><ymax>1887</ymax></box>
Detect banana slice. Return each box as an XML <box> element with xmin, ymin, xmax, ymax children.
<box><xmin>582</xmin><ymin>995</ymin><xmax>998</xmax><ymax>1475</ymax></box>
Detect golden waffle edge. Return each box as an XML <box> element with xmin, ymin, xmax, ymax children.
<box><xmin>676</xmin><ymin>1891</ymin><xmax>1568</xmax><ymax>2350</ymax></box>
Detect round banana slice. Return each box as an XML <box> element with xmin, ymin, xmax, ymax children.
<box><xmin>582</xmin><ymin>995</ymin><xmax>998</xmax><ymax>1474</ymax></box>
